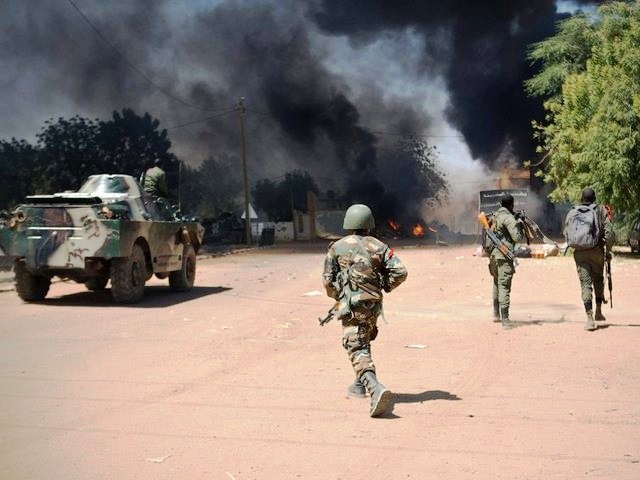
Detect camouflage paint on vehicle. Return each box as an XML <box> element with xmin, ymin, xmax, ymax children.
<box><xmin>0</xmin><ymin>174</ymin><xmax>204</xmax><ymax>299</ymax></box>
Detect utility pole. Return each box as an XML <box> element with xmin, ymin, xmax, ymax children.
<box><xmin>177</xmin><ymin>159</ymin><xmax>182</xmax><ymax>213</ymax></box>
<box><xmin>238</xmin><ymin>97</ymin><xmax>252</xmax><ymax>246</ymax></box>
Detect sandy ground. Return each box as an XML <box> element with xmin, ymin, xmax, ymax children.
<box><xmin>0</xmin><ymin>242</ymin><xmax>639</xmax><ymax>479</ymax></box>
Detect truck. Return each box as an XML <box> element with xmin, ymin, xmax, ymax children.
<box><xmin>0</xmin><ymin>174</ymin><xmax>204</xmax><ymax>303</ymax></box>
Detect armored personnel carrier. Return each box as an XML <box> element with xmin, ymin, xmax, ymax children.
<box><xmin>0</xmin><ymin>174</ymin><xmax>204</xmax><ymax>303</ymax></box>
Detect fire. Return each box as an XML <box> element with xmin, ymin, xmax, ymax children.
<box><xmin>387</xmin><ymin>219</ymin><xmax>401</xmax><ymax>232</ymax></box>
<box><xmin>412</xmin><ymin>223</ymin><xmax>425</xmax><ymax>237</ymax></box>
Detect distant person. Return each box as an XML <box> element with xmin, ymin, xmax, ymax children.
<box><xmin>140</xmin><ymin>157</ymin><xmax>169</xmax><ymax>199</ymax></box>
<box><xmin>322</xmin><ymin>204</ymin><xmax>407</xmax><ymax>417</ymax></box>
<box><xmin>488</xmin><ymin>193</ymin><xmax>525</xmax><ymax>329</ymax></box>
<box><xmin>564</xmin><ymin>187</ymin><xmax>614</xmax><ymax>331</ymax></box>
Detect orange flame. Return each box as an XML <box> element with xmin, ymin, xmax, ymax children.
<box><xmin>387</xmin><ymin>219</ymin><xmax>401</xmax><ymax>232</ymax></box>
<box><xmin>412</xmin><ymin>224</ymin><xmax>425</xmax><ymax>237</ymax></box>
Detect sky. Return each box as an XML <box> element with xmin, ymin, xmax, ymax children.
<box><xmin>0</xmin><ymin>0</ymin><xmax>600</xmax><ymax>226</ymax></box>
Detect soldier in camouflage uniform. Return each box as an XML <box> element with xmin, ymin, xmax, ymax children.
<box><xmin>322</xmin><ymin>204</ymin><xmax>407</xmax><ymax>417</ymax></box>
<box><xmin>564</xmin><ymin>188</ymin><xmax>614</xmax><ymax>331</ymax></box>
<box><xmin>488</xmin><ymin>193</ymin><xmax>524</xmax><ymax>330</ymax></box>
<box><xmin>140</xmin><ymin>157</ymin><xmax>169</xmax><ymax>199</ymax></box>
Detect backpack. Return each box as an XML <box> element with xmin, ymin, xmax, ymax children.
<box><xmin>337</xmin><ymin>237</ymin><xmax>383</xmax><ymax>311</ymax></box>
<box><xmin>566</xmin><ymin>204</ymin><xmax>601</xmax><ymax>250</ymax></box>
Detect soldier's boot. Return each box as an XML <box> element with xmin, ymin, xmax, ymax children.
<box><xmin>585</xmin><ymin>311</ymin><xmax>596</xmax><ymax>331</ymax></box>
<box><xmin>500</xmin><ymin>308</ymin><xmax>513</xmax><ymax>330</ymax></box>
<box><xmin>347</xmin><ymin>378</ymin><xmax>367</xmax><ymax>398</ymax></box>
<box><xmin>361</xmin><ymin>371</ymin><xmax>392</xmax><ymax>418</ymax></box>
<box><xmin>594</xmin><ymin>303</ymin><xmax>606</xmax><ymax>322</ymax></box>
<box><xmin>492</xmin><ymin>300</ymin><xmax>501</xmax><ymax>323</ymax></box>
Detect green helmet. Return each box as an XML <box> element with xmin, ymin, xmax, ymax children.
<box><xmin>343</xmin><ymin>204</ymin><xmax>375</xmax><ymax>230</ymax></box>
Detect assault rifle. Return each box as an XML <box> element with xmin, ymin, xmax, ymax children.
<box><xmin>318</xmin><ymin>301</ymin><xmax>338</xmax><ymax>326</ymax></box>
<box><xmin>478</xmin><ymin>212</ymin><xmax>518</xmax><ymax>267</ymax></box>
<box><xmin>605</xmin><ymin>245</ymin><xmax>613</xmax><ymax>309</ymax></box>
<box><xmin>515</xmin><ymin>210</ymin><xmax>558</xmax><ymax>248</ymax></box>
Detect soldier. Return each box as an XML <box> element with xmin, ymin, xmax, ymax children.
<box><xmin>322</xmin><ymin>204</ymin><xmax>407</xmax><ymax>417</ymax></box>
<box><xmin>140</xmin><ymin>157</ymin><xmax>169</xmax><ymax>199</ymax></box>
<box><xmin>564</xmin><ymin>187</ymin><xmax>614</xmax><ymax>331</ymax></box>
<box><xmin>488</xmin><ymin>193</ymin><xmax>525</xmax><ymax>329</ymax></box>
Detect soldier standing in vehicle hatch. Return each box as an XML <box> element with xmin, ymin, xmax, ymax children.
<box><xmin>140</xmin><ymin>157</ymin><xmax>169</xmax><ymax>199</ymax></box>
<box><xmin>488</xmin><ymin>193</ymin><xmax>525</xmax><ymax>330</ymax></box>
<box><xmin>322</xmin><ymin>204</ymin><xmax>407</xmax><ymax>417</ymax></box>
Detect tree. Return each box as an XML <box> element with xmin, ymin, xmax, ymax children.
<box><xmin>181</xmin><ymin>154</ymin><xmax>243</xmax><ymax>217</ymax></box>
<box><xmin>527</xmin><ymin>2</ymin><xmax>640</xmax><ymax>212</ymax></box>
<box><xmin>35</xmin><ymin>115</ymin><xmax>101</xmax><ymax>193</ymax></box>
<box><xmin>252</xmin><ymin>170</ymin><xmax>319</xmax><ymax>221</ymax></box>
<box><xmin>0</xmin><ymin>138</ymin><xmax>39</xmax><ymax>209</ymax></box>
<box><xmin>1</xmin><ymin>109</ymin><xmax>180</xmax><ymax>201</ymax></box>
<box><xmin>525</xmin><ymin>14</ymin><xmax>597</xmax><ymax>101</ymax></box>
<box><xmin>98</xmin><ymin>108</ymin><xmax>176</xmax><ymax>177</ymax></box>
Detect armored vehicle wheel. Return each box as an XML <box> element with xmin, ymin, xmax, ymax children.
<box><xmin>15</xmin><ymin>261</ymin><xmax>51</xmax><ymax>301</ymax></box>
<box><xmin>85</xmin><ymin>276</ymin><xmax>109</xmax><ymax>291</ymax></box>
<box><xmin>169</xmin><ymin>244</ymin><xmax>196</xmax><ymax>292</ymax></box>
<box><xmin>110</xmin><ymin>244</ymin><xmax>147</xmax><ymax>303</ymax></box>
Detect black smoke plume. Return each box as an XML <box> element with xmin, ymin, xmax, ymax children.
<box><xmin>0</xmin><ymin>0</ymin><xmax>599</xmax><ymax>221</ymax></box>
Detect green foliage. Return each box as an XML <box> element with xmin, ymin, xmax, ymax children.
<box><xmin>0</xmin><ymin>139</ymin><xmax>39</xmax><ymax>209</ymax></box>
<box><xmin>0</xmin><ymin>110</ymin><xmax>178</xmax><ymax>208</ymax></box>
<box><xmin>98</xmin><ymin>109</ymin><xmax>176</xmax><ymax>176</ymax></box>
<box><xmin>525</xmin><ymin>14</ymin><xmax>596</xmax><ymax>100</ymax></box>
<box><xmin>252</xmin><ymin>170</ymin><xmax>319</xmax><ymax>221</ymax></box>
<box><xmin>528</xmin><ymin>2</ymin><xmax>640</xmax><ymax>212</ymax></box>
<box><xmin>35</xmin><ymin>115</ymin><xmax>102</xmax><ymax>193</ymax></box>
<box><xmin>180</xmin><ymin>154</ymin><xmax>243</xmax><ymax>217</ymax></box>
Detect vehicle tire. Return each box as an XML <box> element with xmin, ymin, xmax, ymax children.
<box><xmin>169</xmin><ymin>244</ymin><xmax>196</xmax><ymax>292</ymax></box>
<box><xmin>85</xmin><ymin>276</ymin><xmax>109</xmax><ymax>291</ymax></box>
<box><xmin>110</xmin><ymin>244</ymin><xmax>147</xmax><ymax>303</ymax></box>
<box><xmin>14</xmin><ymin>261</ymin><xmax>51</xmax><ymax>301</ymax></box>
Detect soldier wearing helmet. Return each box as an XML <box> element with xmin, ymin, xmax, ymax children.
<box><xmin>322</xmin><ymin>204</ymin><xmax>407</xmax><ymax>417</ymax></box>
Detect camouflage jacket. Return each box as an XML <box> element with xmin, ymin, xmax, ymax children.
<box><xmin>141</xmin><ymin>166</ymin><xmax>169</xmax><ymax>198</ymax></box>
<box><xmin>322</xmin><ymin>234</ymin><xmax>407</xmax><ymax>320</ymax></box>
<box><xmin>490</xmin><ymin>207</ymin><xmax>524</xmax><ymax>261</ymax></box>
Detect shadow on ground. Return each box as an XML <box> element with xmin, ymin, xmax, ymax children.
<box><xmin>383</xmin><ymin>390</ymin><xmax>461</xmax><ymax>419</ymax></box>
<box><xmin>394</xmin><ymin>390</ymin><xmax>461</xmax><ymax>404</ymax></box>
<box><xmin>33</xmin><ymin>285</ymin><xmax>232</xmax><ymax>308</ymax></box>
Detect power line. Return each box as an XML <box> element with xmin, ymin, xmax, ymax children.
<box><xmin>66</xmin><ymin>0</ymin><xmax>229</xmax><ymax>113</ymax></box>
<box><xmin>166</xmin><ymin>108</ymin><xmax>238</xmax><ymax>130</ymax></box>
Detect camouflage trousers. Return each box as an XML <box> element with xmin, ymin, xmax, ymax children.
<box><xmin>341</xmin><ymin>307</ymin><xmax>380</xmax><ymax>379</ymax></box>
<box><xmin>489</xmin><ymin>256</ymin><xmax>515</xmax><ymax>310</ymax></box>
<box><xmin>573</xmin><ymin>248</ymin><xmax>605</xmax><ymax>308</ymax></box>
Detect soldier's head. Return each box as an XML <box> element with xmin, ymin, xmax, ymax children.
<box><xmin>581</xmin><ymin>187</ymin><xmax>596</xmax><ymax>204</ymax></box>
<box><xmin>343</xmin><ymin>204</ymin><xmax>375</xmax><ymax>233</ymax></box>
<box><xmin>500</xmin><ymin>193</ymin><xmax>514</xmax><ymax>212</ymax></box>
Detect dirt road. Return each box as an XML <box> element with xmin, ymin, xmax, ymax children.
<box><xmin>1</xmin><ymin>243</ymin><xmax>639</xmax><ymax>479</ymax></box>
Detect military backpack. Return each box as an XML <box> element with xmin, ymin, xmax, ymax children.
<box><xmin>565</xmin><ymin>203</ymin><xmax>601</xmax><ymax>250</ymax></box>
<box><xmin>336</xmin><ymin>237</ymin><xmax>383</xmax><ymax>315</ymax></box>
